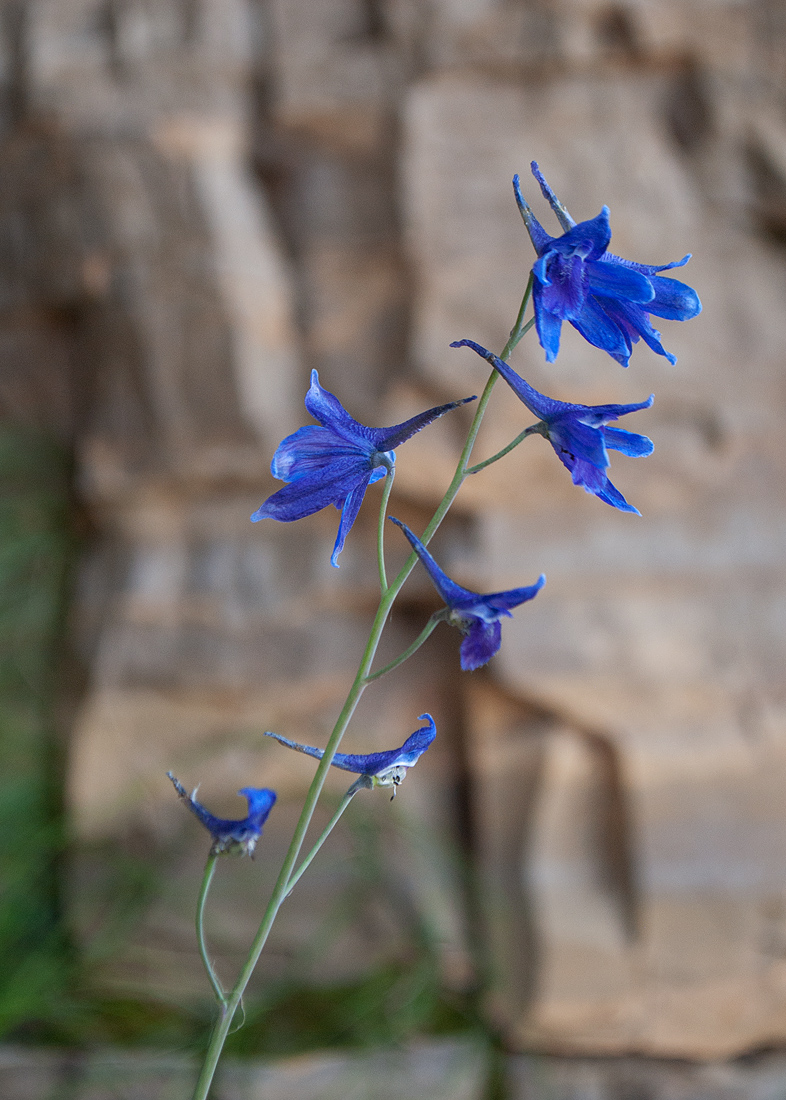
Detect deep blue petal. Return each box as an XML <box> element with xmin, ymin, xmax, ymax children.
<box><xmin>251</xmin><ymin>464</ymin><xmax>369</xmax><ymax>523</ymax></box>
<box><xmin>547</xmin><ymin>208</ymin><xmax>611</xmax><ymax>262</ymax></box>
<box><xmin>373</xmin><ymin>396</ymin><xmax>476</xmax><ymax>451</ymax></box>
<box><xmin>533</xmin><ymin>291</ymin><xmax>564</xmax><ymax>362</ymax></box>
<box><xmin>271</xmin><ymin>424</ymin><xmax>370</xmax><ymax>482</ymax></box>
<box><xmin>570</xmin><ymin>296</ymin><xmax>633</xmax><ymax>366</ymax></box>
<box><xmin>585</xmin><ymin>259</ymin><xmax>654</xmax><ymax>304</ymax></box>
<box><xmin>647</xmin><ymin>275</ymin><xmax>702</xmax><ymax>321</ymax></box>
<box><xmin>265</xmin><ymin>714</ymin><xmax>436</xmax><ymax>776</ymax></box>
<box><xmin>539</xmin><ymin>254</ymin><xmax>589</xmax><ymax>320</ymax></box>
<box><xmin>239</xmin><ymin>787</ymin><xmax>278</xmax><ymax>825</ymax></box>
<box><xmin>549</xmin><ymin>418</ymin><xmax>608</xmax><ymax>472</ymax></box>
<box><xmin>601</xmin><ymin>298</ymin><xmax>677</xmax><ymax>364</ymax></box>
<box><xmin>460</xmin><ymin>619</ymin><xmax>502</xmax><ymax>670</ymax></box>
<box><xmin>304</xmin><ymin>370</ymin><xmax>374</xmax><ymax>446</ymax></box>
<box><xmin>595</xmin><ymin>476</ymin><xmax>640</xmax><ymax>514</ymax></box>
<box><xmin>331</xmin><ymin>481</ymin><xmax>369</xmax><ymax>567</ymax></box>
<box><xmin>603</xmin><ymin>426</ymin><xmax>654</xmax><ymax>457</ymax></box>
<box><xmin>390</xmin><ymin>518</ymin><xmax>477</xmax><ymax>606</ymax></box>
<box><xmin>454</xmin><ymin>575</ymin><xmax>546</xmax><ymax>620</ymax></box>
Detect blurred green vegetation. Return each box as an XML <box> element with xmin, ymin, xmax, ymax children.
<box><xmin>0</xmin><ymin>426</ymin><xmax>78</xmax><ymax>1039</ymax></box>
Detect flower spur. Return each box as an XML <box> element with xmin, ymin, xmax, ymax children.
<box><xmin>514</xmin><ymin>161</ymin><xmax>701</xmax><ymax>366</ymax></box>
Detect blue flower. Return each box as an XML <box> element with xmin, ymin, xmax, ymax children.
<box><xmin>265</xmin><ymin>714</ymin><xmax>436</xmax><ymax>794</ymax></box>
<box><xmin>390</xmin><ymin>518</ymin><xmax>545</xmax><ymax>670</ymax></box>
<box><xmin>167</xmin><ymin>772</ymin><xmax>276</xmax><ymax>857</ymax></box>
<box><xmin>451</xmin><ymin>339</ymin><xmax>654</xmax><ymax>514</ymax></box>
<box><xmin>514</xmin><ymin>162</ymin><xmax>701</xmax><ymax>366</ymax></box>
<box><xmin>252</xmin><ymin>370</ymin><xmax>475</xmax><ymax>566</ymax></box>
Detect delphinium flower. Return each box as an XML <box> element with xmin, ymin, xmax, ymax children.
<box><xmin>252</xmin><ymin>370</ymin><xmax>475</xmax><ymax>566</ymax></box>
<box><xmin>265</xmin><ymin>713</ymin><xmax>436</xmax><ymax>796</ymax></box>
<box><xmin>390</xmin><ymin>518</ymin><xmax>545</xmax><ymax>670</ymax></box>
<box><xmin>451</xmin><ymin>339</ymin><xmax>654</xmax><ymax>514</ymax></box>
<box><xmin>514</xmin><ymin>161</ymin><xmax>701</xmax><ymax>366</ymax></box>
<box><xmin>167</xmin><ymin>772</ymin><xmax>277</xmax><ymax>857</ymax></box>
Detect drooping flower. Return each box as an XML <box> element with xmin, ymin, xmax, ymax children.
<box><xmin>265</xmin><ymin>713</ymin><xmax>436</xmax><ymax>795</ymax></box>
<box><xmin>451</xmin><ymin>339</ymin><xmax>654</xmax><ymax>514</ymax></box>
<box><xmin>252</xmin><ymin>370</ymin><xmax>475</xmax><ymax>566</ymax></box>
<box><xmin>390</xmin><ymin>518</ymin><xmax>545</xmax><ymax>670</ymax></box>
<box><xmin>514</xmin><ymin>161</ymin><xmax>701</xmax><ymax>366</ymax></box>
<box><xmin>167</xmin><ymin>772</ymin><xmax>276</xmax><ymax>857</ymax></box>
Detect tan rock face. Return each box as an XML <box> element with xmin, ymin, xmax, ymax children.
<box><xmin>3</xmin><ymin>0</ymin><xmax>786</xmax><ymax>1062</ymax></box>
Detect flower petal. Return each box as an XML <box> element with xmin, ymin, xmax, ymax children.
<box><xmin>533</xmin><ymin>291</ymin><xmax>564</xmax><ymax>362</ymax></box>
<box><xmin>549</xmin><ymin>208</ymin><xmax>611</xmax><ymax>262</ymax></box>
<box><xmin>586</xmin><ymin>259</ymin><xmax>655</xmax><ymax>304</ymax></box>
<box><xmin>570</xmin><ymin>295</ymin><xmax>633</xmax><ymax>367</ymax></box>
<box><xmin>647</xmin><ymin>275</ymin><xmax>702</xmax><ymax>321</ymax></box>
<box><xmin>604</xmin><ymin>426</ymin><xmax>654</xmax><ymax>457</ymax></box>
<box><xmin>271</xmin><ymin>425</ymin><xmax>368</xmax><ymax>482</ymax></box>
<box><xmin>252</xmin><ymin>464</ymin><xmax>368</xmax><ymax>523</ymax></box>
<box><xmin>595</xmin><ymin>475</ymin><xmax>640</xmax><ymax>514</ymax></box>
<box><xmin>331</xmin><ymin>481</ymin><xmax>370</xmax><ymax>567</ymax></box>
<box><xmin>304</xmin><ymin>370</ymin><xmax>372</xmax><ymax>446</ymax></box>
<box><xmin>460</xmin><ymin>619</ymin><xmax>502</xmax><ymax>670</ymax></box>
<box><xmin>539</xmin><ymin>254</ymin><xmax>589</xmax><ymax>320</ymax></box>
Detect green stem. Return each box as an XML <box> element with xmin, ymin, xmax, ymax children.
<box><xmin>465</xmin><ymin>424</ymin><xmax>542</xmax><ymax>476</ymax></box>
<box><xmin>364</xmin><ymin>614</ymin><xmax>442</xmax><ymax>682</ymax></box>
<box><xmin>499</xmin><ymin>277</ymin><xmax>534</xmax><ymax>361</ymax></box>
<box><xmin>190</xmin><ymin>278</ymin><xmax>538</xmax><ymax>1100</ymax></box>
<box><xmin>376</xmin><ymin>464</ymin><xmax>395</xmax><ymax>595</ymax></box>
<box><xmin>196</xmin><ymin>854</ymin><xmax>225</xmax><ymax>1007</ymax></box>
<box><xmin>285</xmin><ymin>779</ymin><xmax>368</xmax><ymax>896</ymax></box>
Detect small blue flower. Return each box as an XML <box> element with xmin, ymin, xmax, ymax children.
<box><xmin>252</xmin><ymin>370</ymin><xmax>475</xmax><ymax>566</ymax></box>
<box><xmin>265</xmin><ymin>714</ymin><xmax>436</xmax><ymax>794</ymax></box>
<box><xmin>451</xmin><ymin>339</ymin><xmax>654</xmax><ymax>514</ymax></box>
<box><xmin>390</xmin><ymin>518</ymin><xmax>545</xmax><ymax>670</ymax></box>
<box><xmin>514</xmin><ymin>162</ymin><xmax>701</xmax><ymax>366</ymax></box>
<box><xmin>167</xmin><ymin>772</ymin><xmax>276</xmax><ymax>857</ymax></box>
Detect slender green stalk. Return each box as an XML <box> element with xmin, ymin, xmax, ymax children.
<box><xmin>376</xmin><ymin>464</ymin><xmax>395</xmax><ymax>594</ymax></box>
<box><xmin>499</xmin><ymin>278</ymin><xmax>534</xmax><ymax>361</ymax></box>
<box><xmin>285</xmin><ymin>779</ymin><xmax>368</xmax><ymax>897</ymax></box>
<box><xmin>190</xmin><ymin>277</ymin><xmax>538</xmax><ymax>1100</ymax></box>
<box><xmin>465</xmin><ymin>424</ymin><xmax>541</xmax><ymax>476</ymax></box>
<box><xmin>196</xmin><ymin>854</ymin><xmax>225</xmax><ymax>1007</ymax></box>
<box><xmin>364</xmin><ymin>614</ymin><xmax>442</xmax><ymax>682</ymax></box>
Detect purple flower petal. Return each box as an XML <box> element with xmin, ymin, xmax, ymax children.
<box><xmin>460</xmin><ymin>619</ymin><xmax>502</xmax><ymax>670</ymax></box>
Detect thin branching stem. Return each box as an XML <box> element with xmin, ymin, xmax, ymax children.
<box><xmin>190</xmin><ymin>277</ymin><xmax>538</xmax><ymax>1100</ymax></box>
<box><xmin>196</xmin><ymin>854</ymin><xmax>225</xmax><ymax>1007</ymax></box>
<box><xmin>466</xmin><ymin>424</ymin><xmax>541</xmax><ymax>476</ymax></box>
<box><xmin>364</xmin><ymin>615</ymin><xmax>442</xmax><ymax>682</ymax></box>
<box><xmin>376</xmin><ymin>463</ymin><xmax>395</xmax><ymax>594</ymax></box>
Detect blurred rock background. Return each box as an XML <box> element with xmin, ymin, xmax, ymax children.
<box><xmin>2</xmin><ymin>0</ymin><xmax>786</xmax><ymax>1095</ymax></box>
